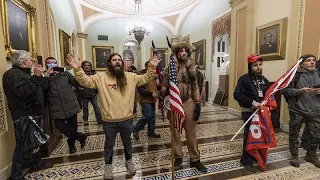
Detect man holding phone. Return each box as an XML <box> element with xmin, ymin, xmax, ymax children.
<box><xmin>44</xmin><ymin>57</ymin><xmax>87</xmax><ymax>154</ymax></box>
<box><xmin>282</xmin><ymin>54</ymin><xmax>320</xmax><ymax>168</ymax></box>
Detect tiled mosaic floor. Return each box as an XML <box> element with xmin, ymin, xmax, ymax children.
<box><xmin>24</xmin><ymin>103</ymin><xmax>318</xmax><ymax>180</ymax></box>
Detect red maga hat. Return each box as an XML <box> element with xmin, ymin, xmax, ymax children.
<box><xmin>247</xmin><ymin>54</ymin><xmax>262</xmax><ymax>63</ymax></box>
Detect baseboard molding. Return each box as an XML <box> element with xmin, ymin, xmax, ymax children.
<box><xmin>0</xmin><ymin>163</ymin><xmax>11</xmax><ymax>180</ymax></box>
<box><xmin>227</xmin><ymin>107</ymin><xmax>241</xmax><ymax>117</ymax></box>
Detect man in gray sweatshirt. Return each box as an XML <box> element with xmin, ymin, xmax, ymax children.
<box><xmin>282</xmin><ymin>54</ymin><xmax>320</xmax><ymax>168</ymax></box>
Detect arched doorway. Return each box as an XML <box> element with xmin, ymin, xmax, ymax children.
<box><xmin>122</xmin><ymin>40</ymin><xmax>140</xmax><ymax>71</ymax></box>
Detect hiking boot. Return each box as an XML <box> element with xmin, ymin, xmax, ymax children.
<box><xmin>190</xmin><ymin>160</ymin><xmax>207</xmax><ymax>173</ymax></box>
<box><xmin>305</xmin><ymin>151</ymin><xmax>320</xmax><ymax>168</ymax></box>
<box><xmin>133</xmin><ymin>131</ymin><xmax>139</xmax><ymax>140</ymax></box>
<box><xmin>174</xmin><ymin>158</ymin><xmax>183</xmax><ymax>171</ymax></box>
<box><xmin>125</xmin><ymin>159</ymin><xmax>136</xmax><ymax>175</ymax></box>
<box><xmin>79</xmin><ymin>134</ymin><xmax>88</xmax><ymax>149</ymax></box>
<box><xmin>289</xmin><ymin>156</ymin><xmax>300</xmax><ymax>167</ymax></box>
<box><xmin>103</xmin><ymin>164</ymin><xmax>113</xmax><ymax>180</ymax></box>
<box><xmin>148</xmin><ymin>133</ymin><xmax>161</xmax><ymax>138</ymax></box>
<box><xmin>67</xmin><ymin>139</ymin><xmax>76</xmax><ymax>154</ymax></box>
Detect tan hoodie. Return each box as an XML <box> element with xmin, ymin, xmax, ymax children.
<box><xmin>74</xmin><ymin>67</ymin><xmax>155</xmax><ymax>122</ymax></box>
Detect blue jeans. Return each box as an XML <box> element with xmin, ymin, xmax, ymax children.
<box><xmin>82</xmin><ymin>95</ymin><xmax>102</xmax><ymax>123</ymax></box>
<box><xmin>240</xmin><ymin>112</ymin><xmax>257</xmax><ymax>166</ymax></box>
<box><xmin>134</xmin><ymin>103</ymin><xmax>156</xmax><ymax>135</ymax></box>
<box><xmin>103</xmin><ymin>119</ymin><xmax>133</xmax><ymax>164</ymax></box>
<box><xmin>11</xmin><ymin>117</ymin><xmax>42</xmax><ymax>179</ymax></box>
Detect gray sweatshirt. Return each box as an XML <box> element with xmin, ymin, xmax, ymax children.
<box><xmin>282</xmin><ymin>67</ymin><xmax>320</xmax><ymax>117</ymax></box>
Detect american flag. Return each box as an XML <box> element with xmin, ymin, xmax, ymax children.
<box><xmin>169</xmin><ymin>54</ymin><xmax>185</xmax><ymax>134</ymax></box>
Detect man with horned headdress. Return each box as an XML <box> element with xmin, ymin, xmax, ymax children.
<box><xmin>161</xmin><ymin>38</ymin><xmax>207</xmax><ymax>173</ymax></box>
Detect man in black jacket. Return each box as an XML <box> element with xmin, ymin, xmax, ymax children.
<box><xmin>45</xmin><ymin>57</ymin><xmax>87</xmax><ymax>154</ymax></box>
<box><xmin>3</xmin><ymin>50</ymin><xmax>53</xmax><ymax>180</ymax></box>
<box><xmin>234</xmin><ymin>54</ymin><xmax>270</xmax><ymax>172</ymax></box>
<box><xmin>80</xmin><ymin>61</ymin><xmax>102</xmax><ymax>125</ymax></box>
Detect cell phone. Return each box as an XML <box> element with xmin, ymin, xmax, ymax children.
<box><xmin>52</xmin><ymin>67</ymin><xmax>65</xmax><ymax>72</ymax></box>
<box><xmin>37</xmin><ymin>56</ymin><xmax>43</xmax><ymax>66</ymax></box>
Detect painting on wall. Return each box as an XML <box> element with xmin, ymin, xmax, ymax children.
<box><xmin>59</xmin><ymin>29</ymin><xmax>71</xmax><ymax>68</ymax></box>
<box><xmin>256</xmin><ymin>17</ymin><xmax>287</xmax><ymax>60</ymax></box>
<box><xmin>150</xmin><ymin>47</ymin><xmax>168</xmax><ymax>72</ymax></box>
<box><xmin>192</xmin><ymin>39</ymin><xmax>206</xmax><ymax>70</ymax></box>
<box><xmin>92</xmin><ymin>46</ymin><xmax>114</xmax><ymax>71</ymax></box>
<box><xmin>1</xmin><ymin>0</ymin><xmax>36</xmax><ymax>58</ymax></box>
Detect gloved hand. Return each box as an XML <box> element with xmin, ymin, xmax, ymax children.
<box><xmin>194</xmin><ymin>103</ymin><xmax>201</xmax><ymax>121</ymax></box>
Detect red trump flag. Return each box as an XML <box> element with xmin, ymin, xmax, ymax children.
<box><xmin>246</xmin><ymin>59</ymin><xmax>302</xmax><ymax>169</ymax></box>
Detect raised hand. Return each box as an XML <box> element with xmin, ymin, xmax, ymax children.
<box><xmin>66</xmin><ymin>54</ymin><xmax>81</xmax><ymax>69</ymax></box>
<box><xmin>150</xmin><ymin>54</ymin><xmax>161</xmax><ymax>67</ymax></box>
<box><xmin>34</xmin><ymin>64</ymin><xmax>45</xmax><ymax>76</ymax></box>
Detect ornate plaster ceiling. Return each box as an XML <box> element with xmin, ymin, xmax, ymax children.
<box><xmin>81</xmin><ymin>0</ymin><xmax>197</xmax><ymax>16</ymax></box>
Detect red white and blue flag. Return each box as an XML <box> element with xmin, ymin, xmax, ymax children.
<box><xmin>169</xmin><ymin>54</ymin><xmax>185</xmax><ymax>134</ymax></box>
<box><xmin>246</xmin><ymin>59</ymin><xmax>303</xmax><ymax>169</ymax></box>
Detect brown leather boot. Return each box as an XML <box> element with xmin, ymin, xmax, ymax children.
<box><xmin>305</xmin><ymin>151</ymin><xmax>320</xmax><ymax>168</ymax></box>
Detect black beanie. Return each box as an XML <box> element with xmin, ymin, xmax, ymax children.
<box><xmin>299</xmin><ymin>54</ymin><xmax>316</xmax><ymax>65</ymax></box>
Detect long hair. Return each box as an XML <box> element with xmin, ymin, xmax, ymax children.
<box><xmin>81</xmin><ymin>60</ymin><xmax>92</xmax><ymax>69</ymax></box>
<box><xmin>107</xmin><ymin>53</ymin><xmax>127</xmax><ymax>93</ymax></box>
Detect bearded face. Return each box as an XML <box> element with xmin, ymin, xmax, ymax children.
<box><xmin>176</xmin><ymin>48</ymin><xmax>190</xmax><ymax>63</ymax></box>
<box><xmin>107</xmin><ymin>54</ymin><xmax>127</xmax><ymax>93</ymax></box>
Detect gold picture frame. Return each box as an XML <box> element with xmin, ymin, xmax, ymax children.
<box><xmin>150</xmin><ymin>47</ymin><xmax>168</xmax><ymax>71</ymax></box>
<box><xmin>1</xmin><ymin>0</ymin><xmax>36</xmax><ymax>59</ymax></box>
<box><xmin>92</xmin><ymin>46</ymin><xmax>114</xmax><ymax>71</ymax></box>
<box><xmin>59</xmin><ymin>29</ymin><xmax>71</xmax><ymax>68</ymax></box>
<box><xmin>256</xmin><ymin>17</ymin><xmax>288</xmax><ymax>60</ymax></box>
<box><xmin>192</xmin><ymin>39</ymin><xmax>206</xmax><ymax>70</ymax></box>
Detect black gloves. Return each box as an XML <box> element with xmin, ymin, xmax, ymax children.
<box><xmin>194</xmin><ymin>103</ymin><xmax>201</xmax><ymax>121</ymax></box>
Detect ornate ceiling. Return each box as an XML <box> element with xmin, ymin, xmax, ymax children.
<box><xmin>81</xmin><ymin>0</ymin><xmax>197</xmax><ymax>16</ymax></box>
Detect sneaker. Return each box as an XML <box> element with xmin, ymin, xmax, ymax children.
<box><xmin>190</xmin><ymin>160</ymin><xmax>207</xmax><ymax>173</ymax></box>
<box><xmin>79</xmin><ymin>134</ymin><xmax>88</xmax><ymax>149</ymax></box>
<box><xmin>125</xmin><ymin>159</ymin><xmax>136</xmax><ymax>175</ymax></box>
<box><xmin>240</xmin><ymin>161</ymin><xmax>258</xmax><ymax>172</ymax></box>
<box><xmin>103</xmin><ymin>164</ymin><xmax>113</xmax><ymax>180</ymax></box>
<box><xmin>148</xmin><ymin>133</ymin><xmax>161</xmax><ymax>138</ymax></box>
<box><xmin>29</xmin><ymin>161</ymin><xmax>53</xmax><ymax>173</ymax></box>
<box><xmin>174</xmin><ymin>158</ymin><xmax>183</xmax><ymax>171</ymax></box>
<box><xmin>133</xmin><ymin>132</ymin><xmax>139</xmax><ymax>140</ymax></box>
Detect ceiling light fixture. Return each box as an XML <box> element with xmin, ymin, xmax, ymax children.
<box><xmin>127</xmin><ymin>0</ymin><xmax>151</xmax><ymax>45</ymax></box>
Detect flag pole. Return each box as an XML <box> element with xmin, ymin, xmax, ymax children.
<box><xmin>230</xmin><ymin>59</ymin><xmax>303</xmax><ymax>141</ymax></box>
<box><xmin>169</xmin><ymin>110</ymin><xmax>175</xmax><ymax>179</ymax></box>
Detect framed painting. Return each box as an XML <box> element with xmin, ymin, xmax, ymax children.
<box><xmin>256</xmin><ymin>17</ymin><xmax>288</xmax><ymax>60</ymax></box>
<box><xmin>59</xmin><ymin>29</ymin><xmax>71</xmax><ymax>67</ymax></box>
<box><xmin>92</xmin><ymin>46</ymin><xmax>114</xmax><ymax>71</ymax></box>
<box><xmin>1</xmin><ymin>0</ymin><xmax>36</xmax><ymax>58</ymax></box>
<box><xmin>150</xmin><ymin>47</ymin><xmax>168</xmax><ymax>72</ymax></box>
<box><xmin>192</xmin><ymin>39</ymin><xmax>206</xmax><ymax>70</ymax></box>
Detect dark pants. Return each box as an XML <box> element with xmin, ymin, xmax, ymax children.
<box><xmin>54</xmin><ymin>114</ymin><xmax>81</xmax><ymax>146</ymax></box>
<box><xmin>241</xmin><ymin>112</ymin><xmax>257</xmax><ymax>166</ymax></box>
<box><xmin>134</xmin><ymin>103</ymin><xmax>156</xmax><ymax>135</ymax></box>
<box><xmin>103</xmin><ymin>119</ymin><xmax>133</xmax><ymax>164</ymax></box>
<box><xmin>82</xmin><ymin>95</ymin><xmax>102</xmax><ymax>123</ymax></box>
<box><xmin>11</xmin><ymin>117</ymin><xmax>42</xmax><ymax>179</ymax></box>
<box><xmin>292</xmin><ymin>112</ymin><xmax>320</xmax><ymax>152</ymax></box>
<box><xmin>288</xmin><ymin>111</ymin><xmax>306</xmax><ymax>157</ymax></box>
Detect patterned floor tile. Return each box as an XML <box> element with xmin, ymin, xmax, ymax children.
<box><xmin>27</xmin><ymin>133</ymin><xmax>288</xmax><ymax>180</ymax></box>
<box><xmin>77</xmin><ymin>111</ymin><xmax>240</xmax><ymax>133</ymax></box>
<box><xmin>50</xmin><ymin>120</ymin><xmax>245</xmax><ymax>157</ymax></box>
<box><xmin>231</xmin><ymin>163</ymin><xmax>320</xmax><ymax>180</ymax></box>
